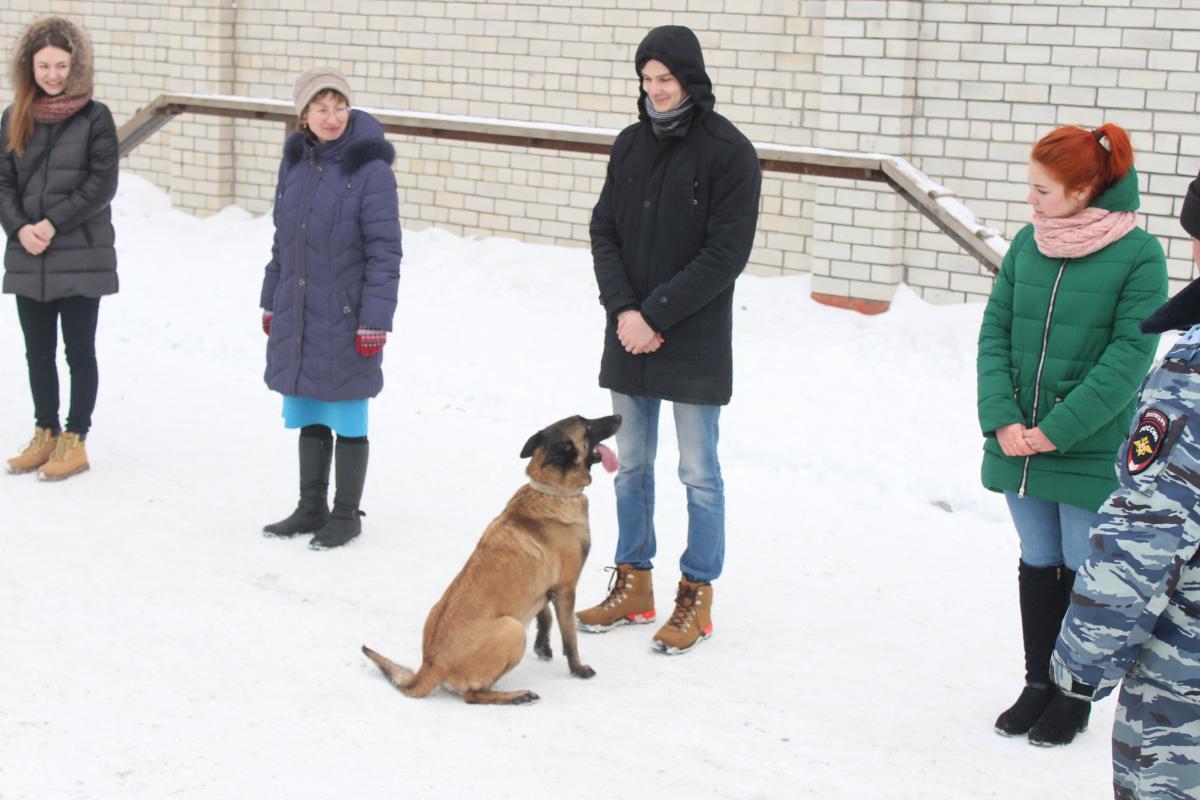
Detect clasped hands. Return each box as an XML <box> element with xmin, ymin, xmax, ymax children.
<box><xmin>996</xmin><ymin>422</ymin><xmax>1057</xmax><ymax>457</ymax></box>
<box><xmin>617</xmin><ymin>309</ymin><xmax>664</xmax><ymax>355</ymax></box>
<box><xmin>18</xmin><ymin>219</ymin><xmax>56</xmax><ymax>256</ymax></box>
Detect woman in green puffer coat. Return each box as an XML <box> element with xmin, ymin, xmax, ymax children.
<box><xmin>976</xmin><ymin>123</ymin><xmax>1167</xmax><ymax>748</ymax></box>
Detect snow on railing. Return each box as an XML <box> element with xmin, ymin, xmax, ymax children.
<box><xmin>117</xmin><ymin>93</ymin><xmax>1007</xmax><ymax>272</ymax></box>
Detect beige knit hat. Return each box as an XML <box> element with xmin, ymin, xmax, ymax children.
<box><xmin>293</xmin><ymin>67</ymin><xmax>352</xmax><ymax>114</ymax></box>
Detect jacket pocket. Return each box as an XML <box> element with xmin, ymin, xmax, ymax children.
<box><xmin>612</xmin><ymin>168</ymin><xmax>640</xmax><ymax>217</ymax></box>
<box><xmin>1053</xmin><ymin>378</ymin><xmax>1080</xmax><ymax>405</ymax></box>
<box><xmin>336</xmin><ymin>289</ymin><xmax>358</xmax><ymax>329</ymax></box>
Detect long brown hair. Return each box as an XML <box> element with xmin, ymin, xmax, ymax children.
<box><xmin>1031</xmin><ymin>123</ymin><xmax>1135</xmax><ymax>205</ymax></box>
<box><xmin>7</xmin><ymin>17</ymin><xmax>93</xmax><ymax>156</ymax></box>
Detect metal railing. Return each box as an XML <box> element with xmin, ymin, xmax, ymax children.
<box><xmin>117</xmin><ymin>93</ymin><xmax>1006</xmax><ymax>273</ymax></box>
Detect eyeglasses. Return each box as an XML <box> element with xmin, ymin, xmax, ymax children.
<box><xmin>307</xmin><ymin>105</ymin><xmax>349</xmax><ymax>119</ymax></box>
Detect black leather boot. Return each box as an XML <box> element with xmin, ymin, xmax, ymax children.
<box><xmin>310</xmin><ymin>437</ymin><xmax>368</xmax><ymax>550</ymax></box>
<box><xmin>1028</xmin><ymin>691</ymin><xmax>1091</xmax><ymax>746</ymax></box>
<box><xmin>264</xmin><ymin>430</ymin><xmax>332</xmax><ymax>537</ymax></box>
<box><xmin>995</xmin><ymin>561</ymin><xmax>1070</xmax><ymax>736</ymax></box>
<box><xmin>1028</xmin><ymin>567</ymin><xmax>1090</xmax><ymax>746</ymax></box>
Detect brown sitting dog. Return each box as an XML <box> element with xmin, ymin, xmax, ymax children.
<box><xmin>362</xmin><ymin>414</ymin><xmax>621</xmax><ymax>705</ymax></box>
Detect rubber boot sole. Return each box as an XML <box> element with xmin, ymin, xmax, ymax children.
<box><xmin>652</xmin><ymin>627</ymin><xmax>713</xmax><ymax>655</ymax></box>
<box><xmin>36</xmin><ymin>463</ymin><xmax>89</xmax><ymax>482</ymax></box>
<box><xmin>576</xmin><ymin>610</ymin><xmax>656</xmax><ymax>633</ymax></box>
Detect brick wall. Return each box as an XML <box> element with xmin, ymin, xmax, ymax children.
<box><xmin>1</xmin><ymin>1</ymin><xmax>1198</xmax><ymax>306</ymax></box>
<box><xmin>806</xmin><ymin>0</ymin><xmax>1200</xmax><ymax>304</ymax></box>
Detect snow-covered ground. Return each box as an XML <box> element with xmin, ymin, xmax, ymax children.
<box><xmin>0</xmin><ymin>176</ymin><xmax>1133</xmax><ymax>798</ymax></box>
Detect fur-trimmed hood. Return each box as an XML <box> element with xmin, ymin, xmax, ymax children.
<box><xmin>282</xmin><ymin>109</ymin><xmax>394</xmax><ymax>176</ymax></box>
<box><xmin>11</xmin><ymin>16</ymin><xmax>94</xmax><ymax>99</ymax></box>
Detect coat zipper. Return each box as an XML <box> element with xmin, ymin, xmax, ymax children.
<box><xmin>1019</xmin><ymin>257</ymin><xmax>1068</xmax><ymax>497</ymax></box>
<box><xmin>37</xmin><ymin>123</ymin><xmax>65</xmax><ymax>301</ymax></box>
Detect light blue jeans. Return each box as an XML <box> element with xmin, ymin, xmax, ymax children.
<box><xmin>1004</xmin><ymin>492</ymin><xmax>1097</xmax><ymax>571</ymax></box>
<box><xmin>610</xmin><ymin>391</ymin><xmax>725</xmax><ymax>583</ymax></box>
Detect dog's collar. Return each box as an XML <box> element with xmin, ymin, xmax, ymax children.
<box><xmin>528</xmin><ymin>480</ymin><xmax>583</xmax><ymax>498</ymax></box>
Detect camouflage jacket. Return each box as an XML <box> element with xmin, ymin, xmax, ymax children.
<box><xmin>1052</xmin><ymin>324</ymin><xmax>1200</xmax><ymax>702</ymax></box>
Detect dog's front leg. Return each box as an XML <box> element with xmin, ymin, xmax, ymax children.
<box><xmin>533</xmin><ymin>599</ymin><xmax>554</xmax><ymax>661</ymax></box>
<box><xmin>551</xmin><ymin>585</ymin><xmax>594</xmax><ymax>678</ymax></box>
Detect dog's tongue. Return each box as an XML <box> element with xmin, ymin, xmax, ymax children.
<box><xmin>597</xmin><ymin>443</ymin><xmax>619</xmax><ymax>473</ymax></box>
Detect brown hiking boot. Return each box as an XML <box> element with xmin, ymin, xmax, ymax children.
<box><xmin>652</xmin><ymin>577</ymin><xmax>713</xmax><ymax>655</ymax></box>
<box><xmin>37</xmin><ymin>432</ymin><xmax>89</xmax><ymax>481</ymax></box>
<box><xmin>6</xmin><ymin>427</ymin><xmax>58</xmax><ymax>474</ymax></box>
<box><xmin>576</xmin><ymin>564</ymin><xmax>656</xmax><ymax>633</ymax></box>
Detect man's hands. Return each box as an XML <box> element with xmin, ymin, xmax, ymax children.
<box><xmin>996</xmin><ymin>422</ymin><xmax>1057</xmax><ymax>456</ymax></box>
<box><xmin>18</xmin><ymin>219</ymin><xmax>55</xmax><ymax>256</ymax></box>
<box><xmin>617</xmin><ymin>309</ymin><xmax>664</xmax><ymax>354</ymax></box>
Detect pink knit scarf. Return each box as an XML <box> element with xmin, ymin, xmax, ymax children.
<box><xmin>32</xmin><ymin>90</ymin><xmax>91</xmax><ymax>124</ymax></box>
<box><xmin>1032</xmin><ymin>207</ymin><xmax>1138</xmax><ymax>259</ymax></box>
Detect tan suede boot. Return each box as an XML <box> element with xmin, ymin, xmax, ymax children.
<box><xmin>652</xmin><ymin>577</ymin><xmax>713</xmax><ymax>655</ymax></box>
<box><xmin>576</xmin><ymin>563</ymin><xmax>656</xmax><ymax>633</ymax></box>
<box><xmin>37</xmin><ymin>432</ymin><xmax>89</xmax><ymax>481</ymax></box>
<box><xmin>6</xmin><ymin>427</ymin><xmax>58</xmax><ymax>474</ymax></box>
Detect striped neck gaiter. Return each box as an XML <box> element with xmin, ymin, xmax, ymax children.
<box><xmin>644</xmin><ymin>95</ymin><xmax>695</xmax><ymax>139</ymax></box>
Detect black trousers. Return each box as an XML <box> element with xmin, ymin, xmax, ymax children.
<box><xmin>15</xmin><ymin>295</ymin><xmax>101</xmax><ymax>437</ymax></box>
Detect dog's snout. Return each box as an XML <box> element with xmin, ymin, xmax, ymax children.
<box><xmin>586</xmin><ymin>414</ymin><xmax>621</xmax><ymax>441</ymax></box>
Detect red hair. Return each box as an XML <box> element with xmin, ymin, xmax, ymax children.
<box><xmin>1031</xmin><ymin>123</ymin><xmax>1134</xmax><ymax>203</ymax></box>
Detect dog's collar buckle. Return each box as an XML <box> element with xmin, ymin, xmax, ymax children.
<box><xmin>528</xmin><ymin>480</ymin><xmax>583</xmax><ymax>498</ymax></box>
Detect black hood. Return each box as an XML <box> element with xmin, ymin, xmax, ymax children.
<box><xmin>634</xmin><ymin>25</ymin><xmax>714</xmax><ymax>120</ymax></box>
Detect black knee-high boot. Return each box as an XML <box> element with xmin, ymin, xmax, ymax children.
<box><xmin>309</xmin><ymin>437</ymin><xmax>368</xmax><ymax>550</ymax></box>
<box><xmin>264</xmin><ymin>430</ymin><xmax>333</xmax><ymax>537</ymax></box>
<box><xmin>995</xmin><ymin>561</ymin><xmax>1069</xmax><ymax>736</ymax></box>
<box><xmin>1028</xmin><ymin>566</ymin><xmax>1091</xmax><ymax>746</ymax></box>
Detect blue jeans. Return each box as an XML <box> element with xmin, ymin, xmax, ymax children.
<box><xmin>610</xmin><ymin>391</ymin><xmax>725</xmax><ymax>583</ymax></box>
<box><xmin>1004</xmin><ymin>492</ymin><xmax>1097</xmax><ymax>571</ymax></box>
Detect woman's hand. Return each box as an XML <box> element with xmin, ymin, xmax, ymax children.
<box><xmin>32</xmin><ymin>218</ymin><xmax>55</xmax><ymax>242</ymax></box>
<box><xmin>1022</xmin><ymin>426</ymin><xmax>1058</xmax><ymax>454</ymax></box>
<box><xmin>997</xmin><ymin>422</ymin><xmax>1037</xmax><ymax>457</ymax></box>
<box><xmin>17</xmin><ymin>224</ymin><xmax>49</xmax><ymax>255</ymax></box>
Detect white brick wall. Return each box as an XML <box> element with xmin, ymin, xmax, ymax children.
<box><xmin>0</xmin><ymin>0</ymin><xmax>1197</xmax><ymax>305</ymax></box>
<box><xmin>807</xmin><ymin>0</ymin><xmax>1200</xmax><ymax>304</ymax></box>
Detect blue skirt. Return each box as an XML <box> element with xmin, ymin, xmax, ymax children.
<box><xmin>281</xmin><ymin>395</ymin><xmax>369</xmax><ymax>437</ymax></box>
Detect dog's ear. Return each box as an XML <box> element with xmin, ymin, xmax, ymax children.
<box><xmin>520</xmin><ymin>430</ymin><xmax>544</xmax><ymax>459</ymax></box>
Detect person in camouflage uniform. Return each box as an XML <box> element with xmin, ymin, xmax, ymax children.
<box><xmin>1051</xmin><ymin>233</ymin><xmax>1200</xmax><ymax>797</ymax></box>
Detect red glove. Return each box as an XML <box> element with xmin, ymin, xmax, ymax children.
<box><xmin>262</xmin><ymin>311</ymin><xmax>272</xmax><ymax>336</ymax></box>
<box><xmin>356</xmin><ymin>327</ymin><xmax>386</xmax><ymax>356</ymax></box>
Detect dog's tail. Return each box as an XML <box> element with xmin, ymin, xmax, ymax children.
<box><xmin>361</xmin><ymin>645</ymin><xmax>440</xmax><ymax>698</ymax></box>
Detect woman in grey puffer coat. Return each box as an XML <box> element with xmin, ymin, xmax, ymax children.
<box><xmin>260</xmin><ymin>67</ymin><xmax>401</xmax><ymax>550</ymax></box>
<box><xmin>0</xmin><ymin>16</ymin><xmax>118</xmax><ymax>482</ymax></box>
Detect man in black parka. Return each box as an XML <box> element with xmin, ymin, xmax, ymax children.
<box><xmin>576</xmin><ymin>25</ymin><xmax>761</xmax><ymax>655</ymax></box>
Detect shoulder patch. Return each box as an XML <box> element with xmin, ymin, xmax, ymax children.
<box><xmin>1127</xmin><ymin>408</ymin><xmax>1170</xmax><ymax>475</ymax></box>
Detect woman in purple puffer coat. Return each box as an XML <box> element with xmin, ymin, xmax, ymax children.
<box><xmin>260</xmin><ymin>67</ymin><xmax>401</xmax><ymax>550</ymax></box>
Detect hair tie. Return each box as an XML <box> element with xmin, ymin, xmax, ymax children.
<box><xmin>1093</xmin><ymin>128</ymin><xmax>1111</xmax><ymax>152</ymax></box>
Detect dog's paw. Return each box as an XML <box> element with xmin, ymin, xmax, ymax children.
<box><xmin>570</xmin><ymin>664</ymin><xmax>596</xmax><ymax>679</ymax></box>
<box><xmin>533</xmin><ymin>643</ymin><xmax>553</xmax><ymax>661</ymax></box>
<box><xmin>513</xmin><ymin>691</ymin><xmax>540</xmax><ymax>705</ymax></box>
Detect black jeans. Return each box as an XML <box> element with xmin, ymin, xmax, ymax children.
<box><xmin>15</xmin><ymin>295</ymin><xmax>101</xmax><ymax>437</ymax></box>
